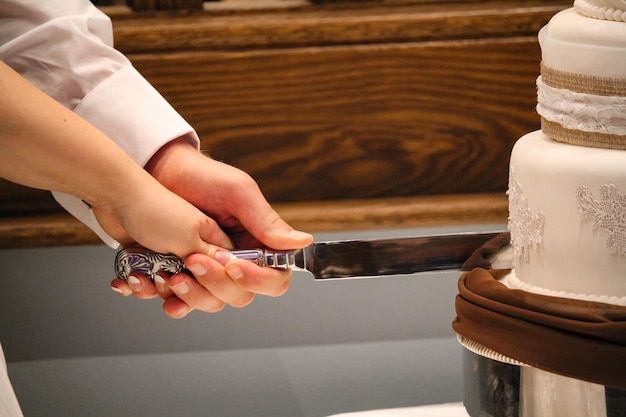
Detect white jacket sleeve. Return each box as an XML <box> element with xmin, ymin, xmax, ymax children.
<box><xmin>0</xmin><ymin>0</ymin><xmax>200</xmax><ymax>247</ymax></box>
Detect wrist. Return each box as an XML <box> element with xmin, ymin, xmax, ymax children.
<box><xmin>145</xmin><ymin>136</ymin><xmax>200</xmax><ymax>189</ymax></box>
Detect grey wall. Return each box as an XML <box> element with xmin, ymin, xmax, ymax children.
<box><xmin>0</xmin><ymin>223</ymin><xmax>504</xmax><ymax>417</ymax></box>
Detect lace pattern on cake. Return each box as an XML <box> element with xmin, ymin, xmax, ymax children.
<box><xmin>536</xmin><ymin>76</ymin><xmax>626</xmax><ymax>137</ymax></box>
<box><xmin>507</xmin><ymin>167</ymin><xmax>545</xmax><ymax>262</ymax></box>
<box><xmin>574</xmin><ymin>0</ymin><xmax>626</xmax><ymax>22</ymax></box>
<box><xmin>577</xmin><ymin>184</ymin><xmax>626</xmax><ymax>255</ymax></box>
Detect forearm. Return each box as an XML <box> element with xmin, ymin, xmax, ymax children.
<box><xmin>0</xmin><ymin>61</ymin><xmax>149</xmax><ymax>209</ymax></box>
<box><xmin>1</xmin><ymin>0</ymin><xmax>199</xmax><ymax>245</ymax></box>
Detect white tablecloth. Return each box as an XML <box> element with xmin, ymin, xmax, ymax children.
<box><xmin>328</xmin><ymin>403</ymin><xmax>469</xmax><ymax>417</ymax></box>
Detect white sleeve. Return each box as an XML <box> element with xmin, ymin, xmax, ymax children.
<box><xmin>0</xmin><ymin>344</ymin><xmax>24</xmax><ymax>417</ymax></box>
<box><xmin>0</xmin><ymin>0</ymin><xmax>200</xmax><ymax>247</ymax></box>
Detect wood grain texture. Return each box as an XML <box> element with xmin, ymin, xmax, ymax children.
<box><xmin>108</xmin><ymin>1</ymin><xmax>568</xmax><ymax>53</ymax></box>
<box><xmin>130</xmin><ymin>38</ymin><xmax>541</xmax><ymax>202</ymax></box>
<box><xmin>272</xmin><ymin>192</ymin><xmax>508</xmax><ymax>232</ymax></box>
<box><xmin>0</xmin><ymin>214</ymin><xmax>102</xmax><ymax>249</ymax></box>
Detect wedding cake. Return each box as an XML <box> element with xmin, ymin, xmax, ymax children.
<box><xmin>453</xmin><ymin>1</ymin><xmax>626</xmax><ymax>416</ymax></box>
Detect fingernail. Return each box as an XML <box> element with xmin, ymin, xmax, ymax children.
<box><xmin>214</xmin><ymin>250</ymin><xmax>234</xmax><ymax>266</ymax></box>
<box><xmin>127</xmin><ymin>275</ymin><xmax>142</xmax><ymax>292</ymax></box>
<box><xmin>226</xmin><ymin>264</ymin><xmax>244</xmax><ymax>280</ymax></box>
<box><xmin>290</xmin><ymin>230</ymin><xmax>313</xmax><ymax>240</ymax></box>
<box><xmin>186</xmin><ymin>263</ymin><xmax>207</xmax><ymax>277</ymax></box>
<box><xmin>111</xmin><ymin>286</ymin><xmax>124</xmax><ymax>295</ymax></box>
<box><xmin>154</xmin><ymin>274</ymin><xmax>167</xmax><ymax>293</ymax></box>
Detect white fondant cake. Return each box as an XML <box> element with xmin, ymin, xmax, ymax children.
<box><xmin>460</xmin><ymin>2</ymin><xmax>626</xmax><ymax>416</ymax></box>
<box><xmin>501</xmin><ymin>3</ymin><xmax>626</xmax><ymax>414</ymax></box>
<box><xmin>506</xmin><ymin>3</ymin><xmax>626</xmax><ymax>305</ymax></box>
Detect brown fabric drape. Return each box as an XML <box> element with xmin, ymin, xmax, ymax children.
<box><xmin>453</xmin><ymin>268</ymin><xmax>626</xmax><ymax>390</ymax></box>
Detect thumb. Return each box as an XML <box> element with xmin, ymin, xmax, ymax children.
<box><xmin>225</xmin><ymin>174</ymin><xmax>313</xmax><ymax>250</ymax></box>
<box><xmin>239</xmin><ymin>202</ymin><xmax>313</xmax><ymax>250</ymax></box>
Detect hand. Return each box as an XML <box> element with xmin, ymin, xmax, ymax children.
<box><xmin>111</xmin><ymin>251</ymin><xmax>294</xmax><ymax>317</ymax></box>
<box><xmin>110</xmin><ymin>250</ymin><xmax>294</xmax><ymax>317</ymax></box>
<box><xmin>110</xmin><ymin>138</ymin><xmax>313</xmax><ymax>318</ymax></box>
<box><xmin>145</xmin><ymin>138</ymin><xmax>312</xmax><ymax>252</ymax></box>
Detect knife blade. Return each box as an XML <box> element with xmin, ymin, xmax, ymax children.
<box><xmin>115</xmin><ymin>230</ymin><xmax>510</xmax><ymax>281</ymax></box>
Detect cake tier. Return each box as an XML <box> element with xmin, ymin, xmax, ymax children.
<box><xmin>508</xmin><ymin>130</ymin><xmax>626</xmax><ymax>298</ymax></box>
<box><xmin>540</xmin><ymin>7</ymin><xmax>626</xmax><ymax>78</ymax></box>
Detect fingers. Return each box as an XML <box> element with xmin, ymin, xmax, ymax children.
<box><xmin>110</xmin><ymin>274</ymin><xmax>162</xmax><ymax>299</ymax></box>
<box><xmin>224</xmin><ymin>256</ymin><xmax>292</xmax><ymax>297</ymax></box>
<box><xmin>182</xmin><ymin>254</ymin><xmax>257</xmax><ymax>306</ymax></box>
<box><xmin>160</xmin><ymin>264</ymin><xmax>257</xmax><ymax>318</ymax></box>
<box><xmin>161</xmin><ymin>273</ymin><xmax>228</xmax><ymax>318</ymax></box>
<box><xmin>111</xmin><ymin>272</ymin><xmax>210</xmax><ymax>319</ymax></box>
<box><xmin>111</xmin><ymin>273</ymin><xmax>198</xmax><ymax>319</ymax></box>
<box><xmin>156</xmin><ymin>252</ymin><xmax>292</xmax><ymax>319</ymax></box>
<box><xmin>161</xmin><ymin>295</ymin><xmax>193</xmax><ymax>319</ymax></box>
<box><xmin>186</xmin><ymin>251</ymin><xmax>292</xmax><ymax>297</ymax></box>
<box><xmin>111</xmin><ymin>253</ymin><xmax>264</xmax><ymax>319</ymax></box>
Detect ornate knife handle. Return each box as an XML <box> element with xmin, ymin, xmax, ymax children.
<box><xmin>115</xmin><ymin>246</ymin><xmax>297</xmax><ymax>281</ymax></box>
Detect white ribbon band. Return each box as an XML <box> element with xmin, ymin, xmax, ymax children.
<box><xmin>536</xmin><ymin>75</ymin><xmax>626</xmax><ymax>149</ymax></box>
<box><xmin>537</xmin><ymin>76</ymin><xmax>626</xmax><ymax>137</ymax></box>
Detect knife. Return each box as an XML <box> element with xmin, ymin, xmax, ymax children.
<box><xmin>115</xmin><ymin>230</ymin><xmax>511</xmax><ymax>281</ymax></box>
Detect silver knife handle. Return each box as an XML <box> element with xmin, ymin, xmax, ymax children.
<box><xmin>115</xmin><ymin>246</ymin><xmax>296</xmax><ymax>281</ymax></box>
<box><xmin>250</xmin><ymin>249</ymin><xmax>298</xmax><ymax>270</ymax></box>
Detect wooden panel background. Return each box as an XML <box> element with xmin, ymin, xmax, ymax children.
<box><xmin>132</xmin><ymin>40</ymin><xmax>537</xmax><ymax>201</ymax></box>
<box><xmin>0</xmin><ymin>0</ymin><xmax>570</xmax><ymax>247</ymax></box>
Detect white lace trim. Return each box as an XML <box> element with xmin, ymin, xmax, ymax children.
<box><xmin>501</xmin><ymin>273</ymin><xmax>626</xmax><ymax>306</ymax></box>
<box><xmin>507</xmin><ymin>167</ymin><xmax>544</xmax><ymax>262</ymax></box>
<box><xmin>574</xmin><ymin>0</ymin><xmax>626</xmax><ymax>22</ymax></box>
<box><xmin>577</xmin><ymin>184</ymin><xmax>626</xmax><ymax>255</ymax></box>
<box><xmin>536</xmin><ymin>76</ymin><xmax>626</xmax><ymax>137</ymax></box>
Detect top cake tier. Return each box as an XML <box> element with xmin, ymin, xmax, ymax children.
<box><xmin>540</xmin><ymin>6</ymin><xmax>626</xmax><ymax>78</ymax></box>
<box><xmin>537</xmin><ymin>5</ymin><xmax>626</xmax><ymax>149</ymax></box>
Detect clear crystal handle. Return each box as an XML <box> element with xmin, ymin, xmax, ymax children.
<box><xmin>115</xmin><ymin>246</ymin><xmax>297</xmax><ymax>281</ymax></box>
